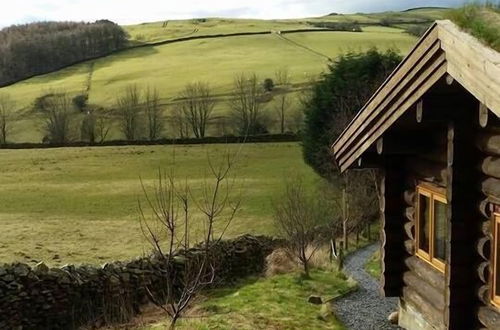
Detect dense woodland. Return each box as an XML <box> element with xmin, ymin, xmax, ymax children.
<box><xmin>0</xmin><ymin>20</ymin><xmax>128</xmax><ymax>86</ymax></box>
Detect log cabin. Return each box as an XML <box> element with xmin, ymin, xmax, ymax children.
<box><xmin>332</xmin><ymin>20</ymin><xmax>500</xmax><ymax>329</ymax></box>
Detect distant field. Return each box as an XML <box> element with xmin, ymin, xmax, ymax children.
<box><xmin>0</xmin><ymin>142</ymin><xmax>318</xmax><ymax>265</ymax></box>
<box><xmin>0</xmin><ymin>8</ymin><xmax>449</xmax><ymax>143</ymax></box>
<box><xmin>1</xmin><ymin>28</ymin><xmax>417</xmax><ymax>142</ymax></box>
<box><xmin>124</xmin><ymin>8</ymin><xmax>446</xmax><ymax>43</ymax></box>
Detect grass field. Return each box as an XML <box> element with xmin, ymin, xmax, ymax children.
<box><xmin>0</xmin><ymin>142</ymin><xmax>319</xmax><ymax>266</ymax></box>
<box><xmin>123</xmin><ymin>8</ymin><xmax>447</xmax><ymax>44</ymax></box>
<box><xmin>133</xmin><ymin>269</ymin><xmax>354</xmax><ymax>329</ymax></box>
<box><xmin>0</xmin><ymin>9</ymin><xmax>449</xmax><ymax>143</ymax></box>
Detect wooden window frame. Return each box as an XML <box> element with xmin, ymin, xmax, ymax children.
<box><xmin>415</xmin><ymin>183</ymin><xmax>447</xmax><ymax>273</ymax></box>
<box><xmin>491</xmin><ymin>211</ymin><xmax>500</xmax><ymax>309</ymax></box>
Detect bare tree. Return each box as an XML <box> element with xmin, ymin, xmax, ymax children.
<box><xmin>43</xmin><ymin>93</ymin><xmax>74</xmax><ymax>144</ymax></box>
<box><xmin>274</xmin><ymin>68</ymin><xmax>292</xmax><ymax>134</ymax></box>
<box><xmin>170</xmin><ymin>105</ymin><xmax>190</xmax><ymax>139</ymax></box>
<box><xmin>117</xmin><ymin>84</ymin><xmax>142</xmax><ymax>140</ymax></box>
<box><xmin>0</xmin><ymin>93</ymin><xmax>14</xmax><ymax>144</ymax></box>
<box><xmin>144</xmin><ymin>87</ymin><xmax>163</xmax><ymax>140</ymax></box>
<box><xmin>275</xmin><ymin>67</ymin><xmax>291</xmax><ymax>86</ymax></box>
<box><xmin>229</xmin><ymin>73</ymin><xmax>265</xmax><ymax>135</ymax></box>
<box><xmin>288</xmin><ymin>109</ymin><xmax>304</xmax><ymax>134</ymax></box>
<box><xmin>95</xmin><ymin>114</ymin><xmax>111</xmax><ymax>143</ymax></box>
<box><xmin>179</xmin><ymin>82</ymin><xmax>215</xmax><ymax>138</ymax></box>
<box><xmin>139</xmin><ymin>150</ymin><xmax>241</xmax><ymax>329</ymax></box>
<box><xmin>80</xmin><ymin>111</ymin><xmax>96</xmax><ymax>143</ymax></box>
<box><xmin>273</xmin><ymin>176</ymin><xmax>330</xmax><ymax>277</ymax></box>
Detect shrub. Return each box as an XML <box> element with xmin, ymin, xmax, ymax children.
<box><xmin>72</xmin><ymin>94</ymin><xmax>88</xmax><ymax>112</ymax></box>
<box><xmin>263</xmin><ymin>78</ymin><xmax>274</xmax><ymax>91</ymax></box>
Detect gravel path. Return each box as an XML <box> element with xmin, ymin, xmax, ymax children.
<box><xmin>334</xmin><ymin>243</ymin><xmax>401</xmax><ymax>330</ymax></box>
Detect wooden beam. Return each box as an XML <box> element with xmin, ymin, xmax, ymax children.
<box><xmin>480</xmin><ymin>156</ymin><xmax>500</xmax><ymax>179</ymax></box>
<box><xmin>477</xmin><ymin>132</ymin><xmax>500</xmax><ymax>156</ymax></box>
<box><xmin>376</xmin><ymin>137</ymin><xmax>383</xmax><ymax>155</ymax></box>
<box><xmin>479</xmin><ymin>103</ymin><xmax>489</xmax><ymax>128</ymax></box>
<box><xmin>339</xmin><ymin>57</ymin><xmax>447</xmax><ymax>171</ymax></box>
<box><xmin>478</xmin><ymin>306</ymin><xmax>500</xmax><ymax>329</ymax></box>
<box><xmin>446</xmin><ymin>74</ymin><xmax>454</xmax><ymax>85</ymax></box>
<box><xmin>482</xmin><ymin>177</ymin><xmax>500</xmax><ymax>204</ymax></box>
<box><xmin>416</xmin><ymin>99</ymin><xmax>423</xmax><ymax>123</ymax></box>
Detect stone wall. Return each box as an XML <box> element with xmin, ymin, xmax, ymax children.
<box><xmin>0</xmin><ymin>235</ymin><xmax>278</xmax><ymax>329</ymax></box>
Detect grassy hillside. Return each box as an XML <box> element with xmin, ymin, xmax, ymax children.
<box><xmin>0</xmin><ymin>9</ymin><xmax>447</xmax><ymax>143</ymax></box>
<box><xmin>124</xmin><ymin>8</ymin><xmax>446</xmax><ymax>43</ymax></box>
<box><xmin>0</xmin><ymin>142</ymin><xmax>318</xmax><ymax>265</ymax></box>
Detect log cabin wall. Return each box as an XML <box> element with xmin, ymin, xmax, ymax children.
<box><xmin>399</xmin><ymin>124</ymin><xmax>448</xmax><ymax>330</ymax></box>
<box><xmin>476</xmin><ymin>115</ymin><xmax>500</xmax><ymax>329</ymax></box>
<box><xmin>382</xmin><ymin>87</ymin><xmax>489</xmax><ymax>329</ymax></box>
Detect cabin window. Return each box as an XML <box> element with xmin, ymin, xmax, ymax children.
<box><xmin>415</xmin><ymin>184</ymin><xmax>447</xmax><ymax>272</ymax></box>
<box><xmin>492</xmin><ymin>212</ymin><xmax>500</xmax><ymax>308</ymax></box>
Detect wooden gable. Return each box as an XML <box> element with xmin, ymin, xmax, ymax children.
<box><xmin>332</xmin><ymin>20</ymin><xmax>500</xmax><ymax>172</ymax></box>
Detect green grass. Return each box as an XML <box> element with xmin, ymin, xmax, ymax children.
<box><xmin>0</xmin><ymin>10</ymin><xmax>444</xmax><ymax>143</ymax></box>
<box><xmin>364</xmin><ymin>251</ymin><xmax>381</xmax><ymax>279</ymax></box>
<box><xmin>447</xmin><ymin>3</ymin><xmax>500</xmax><ymax>51</ymax></box>
<box><xmin>123</xmin><ymin>9</ymin><xmax>448</xmax><ymax>44</ymax></box>
<box><xmin>141</xmin><ymin>269</ymin><xmax>355</xmax><ymax>330</ymax></box>
<box><xmin>0</xmin><ymin>142</ymin><xmax>318</xmax><ymax>266</ymax></box>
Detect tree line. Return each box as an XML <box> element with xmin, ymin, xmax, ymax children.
<box><xmin>0</xmin><ymin>20</ymin><xmax>128</xmax><ymax>86</ymax></box>
<box><xmin>0</xmin><ymin>69</ymin><xmax>303</xmax><ymax>144</ymax></box>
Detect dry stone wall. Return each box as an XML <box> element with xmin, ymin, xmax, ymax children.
<box><xmin>0</xmin><ymin>235</ymin><xmax>278</xmax><ymax>329</ymax></box>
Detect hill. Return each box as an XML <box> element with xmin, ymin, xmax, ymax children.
<box><xmin>0</xmin><ymin>8</ymin><xmax>447</xmax><ymax>143</ymax></box>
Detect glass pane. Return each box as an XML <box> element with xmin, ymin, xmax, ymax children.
<box><xmin>496</xmin><ymin>221</ymin><xmax>500</xmax><ymax>297</ymax></box>
<box><xmin>433</xmin><ymin>200</ymin><xmax>447</xmax><ymax>261</ymax></box>
<box><xmin>418</xmin><ymin>194</ymin><xmax>430</xmax><ymax>253</ymax></box>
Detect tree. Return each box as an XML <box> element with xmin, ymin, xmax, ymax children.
<box><xmin>144</xmin><ymin>87</ymin><xmax>163</xmax><ymax>140</ymax></box>
<box><xmin>263</xmin><ymin>78</ymin><xmax>274</xmax><ymax>92</ymax></box>
<box><xmin>117</xmin><ymin>84</ymin><xmax>142</xmax><ymax>141</ymax></box>
<box><xmin>139</xmin><ymin>150</ymin><xmax>241</xmax><ymax>329</ymax></box>
<box><xmin>180</xmin><ymin>82</ymin><xmax>215</xmax><ymax>138</ymax></box>
<box><xmin>170</xmin><ymin>105</ymin><xmax>190</xmax><ymax>139</ymax></box>
<box><xmin>273</xmin><ymin>69</ymin><xmax>292</xmax><ymax>134</ymax></box>
<box><xmin>301</xmin><ymin>48</ymin><xmax>401</xmax><ymax>251</ymax></box>
<box><xmin>0</xmin><ymin>20</ymin><xmax>127</xmax><ymax>87</ymax></box>
<box><xmin>302</xmin><ymin>48</ymin><xmax>401</xmax><ymax>178</ymax></box>
<box><xmin>229</xmin><ymin>73</ymin><xmax>266</xmax><ymax>135</ymax></box>
<box><xmin>95</xmin><ymin>114</ymin><xmax>111</xmax><ymax>143</ymax></box>
<box><xmin>273</xmin><ymin>176</ymin><xmax>331</xmax><ymax>277</ymax></box>
<box><xmin>0</xmin><ymin>93</ymin><xmax>14</xmax><ymax>144</ymax></box>
<box><xmin>80</xmin><ymin>111</ymin><xmax>96</xmax><ymax>143</ymax></box>
<box><xmin>42</xmin><ymin>93</ymin><xmax>74</xmax><ymax>144</ymax></box>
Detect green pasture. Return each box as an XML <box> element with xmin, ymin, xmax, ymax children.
<box><xmin>0</xmin><ymin>142</ymin><xmax>318</xmax><ymax>265</ymax></box>
<box><xmin>123</xmin><ymin>8</ymin><xmax>447</xmax><ymax>44</ymax></box>
<box><xmin>139</xmin><ymin>269</ymin><xmax>354</xmax><ymax>329</ymax></box>
<box><xmin>1</xmin><ymin>28</ymin><xmax>417</xmax><ymax>142</ymax></box>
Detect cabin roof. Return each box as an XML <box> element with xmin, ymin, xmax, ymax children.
<box><xmin>332</xmin><ymin>20</ymin><xmax>500</xmax><ymax>173</ymax></box>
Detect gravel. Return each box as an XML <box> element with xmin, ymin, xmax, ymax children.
<box><xmin>333</xmin><ymin>243</ymin><xmax>401</xmax><ymax>330</ymax></box>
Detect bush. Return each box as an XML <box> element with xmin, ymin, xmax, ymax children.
<box><xmin>72</xmin><ymin>94</ymin><xmax>88</xmax><ymax>111</ymax></box>
<box><xmin>263</xmin><ymin>78</ymin><xmax>275</xmax><ymax>91</ymax></box>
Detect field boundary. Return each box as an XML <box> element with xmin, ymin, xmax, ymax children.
<box><xmin>0</xmin><ymin>133</ymin><xmax>301</xmax><ymax>150</ymax></box>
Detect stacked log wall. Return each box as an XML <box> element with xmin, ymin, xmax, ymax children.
<box><xmin>400</xmin><ymin>127</ymin><xmax>448</xmax><ymax>329</ymax></box>
<box><xmin>476</xmin><ymin>118</ymin><xmax>500</xmax><ymax>329</ymax></box>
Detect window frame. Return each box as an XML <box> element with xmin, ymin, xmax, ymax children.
<box><xmin>491</xmin><ymin>211</ymin><xmax>500</xmax><ymax>309</ymax></box>
<box><xmin>415</xmin><ymin>183</ymin><xmax>447</xmax><ymax>273</ymax></box>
